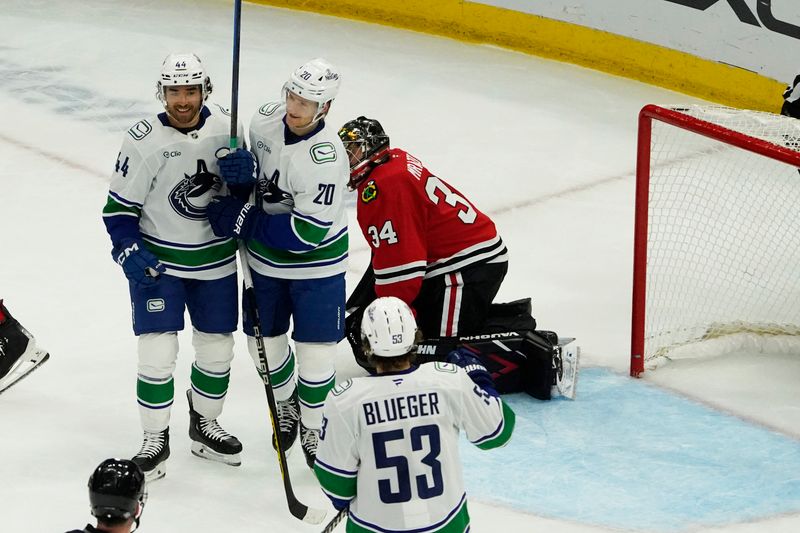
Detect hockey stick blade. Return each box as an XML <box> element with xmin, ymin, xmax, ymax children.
<box><xmin>0</xmin><ymin>351</ymin><xmax>50</xmax><ymax>395</ymax></box>
<box><xmin>320</xmin><ymin>507</ymin><xmax>348</xmax><ymax>532</ymax></box>
<box><xmin>290</xmin><ymin>498</ymin><xmax>327</xmax><ymax>525</ymax></box>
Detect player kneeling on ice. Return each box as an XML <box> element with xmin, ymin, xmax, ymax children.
<box><xmin>314</xmin><ymin>297</ymin><xmax>515</xmax><ymax>532</ymax></box>
<box><xmin>102</xmin><ymin>53</ymin><xmax>244</xmax><ymax>481</ymax></box>
<box><xmin>338</xmin><ymin>116</ymin><xmax>579</xmax><ymax>400</ymax></box>
<box><xmin>0</xmin><ymin>300</ymin><xmax>49</xmax><ymax>395</ymax></box>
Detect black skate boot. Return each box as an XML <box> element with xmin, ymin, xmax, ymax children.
<box><xmin>300</xmin><ymin>423</ymin><xmax>320</xmax><ymax>469</ymax></box>
<box><xmin>187</xmin><ymin>389</ymin><xmax>242</xmax><ymax>466</ymax></box>
<box><xmin>272</xmin><ymin>389</ymin><xmax>300</xmax><ymax>454</ymax></box>
<box><xmin>0</xmin><ymin>300</ymin><xmax>49</xmax><ymax>395</ymax></box>
<box><xmin>132</xmin><ymin>428</ymin><xmax>170</xmax><ymax>482</ymax></box>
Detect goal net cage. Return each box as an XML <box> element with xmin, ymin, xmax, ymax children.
<box><xmin>631</xmin><ymin>104</ymin><xmax>800</xmax><ymax>377</ymax></box>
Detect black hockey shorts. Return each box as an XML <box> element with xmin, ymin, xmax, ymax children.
<box><xmin>412</xmin><ymin>260</ymin><xmax>508</xmax><ymax>339</ymax></box>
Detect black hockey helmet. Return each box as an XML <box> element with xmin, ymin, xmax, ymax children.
<box><xmin>88</xmin><ymin>458</ymin><xmax>146</xmax><ymax>525</ymax></box>
<box><xmin>338</xmin><ymin>116</ymin><xmax>390</xmax><ymax>189</ymax></box>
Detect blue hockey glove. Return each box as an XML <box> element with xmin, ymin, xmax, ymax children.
<box><xmin>218</xmin><ymin>149</ymin><xmax>256</xmax><ymax>187</ymax></box>
<box><xmin>112</xmin><ymin>239</ymin><xmax>165</xmax><ymax>288</ymax></box>
<box><xmin>207</xmin><ymin>195</ymin><xmax>259</xmax><ymax>240</ymax></box>
<box><xmin>447</xmin><ymin>347</ymin><xmax>499</xmax><ymax>397</ymax></box>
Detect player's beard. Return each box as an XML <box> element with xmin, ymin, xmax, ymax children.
<box><xmin>167</xmin><ymin>101</ymin><xmax>201</xmax><ymax>127</ymax></box>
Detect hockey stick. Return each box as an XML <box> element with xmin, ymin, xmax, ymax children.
<box><xmin>229</xmin><ymin>0</ymin><xmax>242</xmax><ymax>149</ymax></box>
<box><xmin>320</xmin><ymin>507</ymin><xmax>348</xmax><ymax>533</ymax></box>
<box><xmin>226</xmin><ymin>0</ymin><xmax>324</xmax><ymax>525</ymax></box>
<box><xmin>239</xmin><ymin>248</ymin><xmax>327</xmax><ymax>524</ymax></box>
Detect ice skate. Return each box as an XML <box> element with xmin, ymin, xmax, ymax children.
<box><xmin>132</xmin><ymin>428</ymin><xmax>170</xmax><ymax>482</ymax></box>
<box><xmin>552</xmin><ymin>341</ymin><xmax>580</xmax><ymax>400</ymax></box>
<box><xmin>272</xmin><ymin>389</ymin><xmax>300</xmax><ymax>454</ymax></box>
<box><xmin>300</xmin><ymin>423</ymin><xmax>320</xmax><ymax>469</ymax></box>
<box><xmin>0</xmin><ymin>300</ymin><xmax>50</xmax><ymax>395</ymax></box>
<box><xmin>187</xmin><ymin>389</ymin><xmax>242</xmax><ymax>466</ymax></box>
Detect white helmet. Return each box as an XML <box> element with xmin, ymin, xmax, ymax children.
<box><xmin>156</xmin><ymin>53</ymin><xmax>213</xmax><ymax>105</ymax></box>
<box><xmin>283</xmin><ymin>58</ymin><xmax>341</xmax><ymax>122</ymax></box>
<box><xmin>361</xmin><ymin>297</ymin><xmax>417</xmax><ymax>358</ymax></box>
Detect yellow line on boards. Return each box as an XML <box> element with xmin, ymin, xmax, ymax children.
<box><xmin>246</xmin><ymin>0</ymin><xmax>784</xmax><ymax>112</ymax></box>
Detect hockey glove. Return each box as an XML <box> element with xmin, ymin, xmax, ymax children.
<box><xmin>112</xmin><ymin>239</ymin><xmax>165</xmax><ymax>288</ymax></box>
<box><xmin>447</xmin><ymin>347</ymin><xmax>499</xmax><ymax>397</ymax></box>
<box><xmin>207</xmin><ymin>195</ymin><xmax>259</xmax><ymax>240</ymax></box>
<box><xmin>218</xmin><ymin>149</ymin><xmax>256</xmax><ymax>187</ymax></box>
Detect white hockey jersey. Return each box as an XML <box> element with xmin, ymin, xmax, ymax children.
<box><xmin>103</xmin><ymin>105</ymin><xmax>242</xmax><ymax>280</ymax></box>
<box><xmin>245</xmin><ymin>102</ymin><xmax>350</xmax><ymax>279</ymax></box>
<box><xmin>315</xmin><ymin>362</ymin><xmax>516</xmax><ymax>533</ymax></box>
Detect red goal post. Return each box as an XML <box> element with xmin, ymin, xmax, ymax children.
<box><xmin>631</xmin><ymin>104</ymin><xmax>800</xmax><ymax>377</ymax></box>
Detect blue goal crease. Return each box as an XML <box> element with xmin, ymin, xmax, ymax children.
<box><xmin>460</xmin><ymin>367</ymin><xmax>800</xmax><ymax>532</ymax></box>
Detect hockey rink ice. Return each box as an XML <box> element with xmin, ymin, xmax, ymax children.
<box><xmin>2</xmin><ymin>1</ymin><xmax>800</xmax><ymax>531</ymax></box>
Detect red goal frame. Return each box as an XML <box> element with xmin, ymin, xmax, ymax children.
<box><xmin>630</xmin><ymin>104</ymin><xmax>800</xmax><ymax>377</ymax></box>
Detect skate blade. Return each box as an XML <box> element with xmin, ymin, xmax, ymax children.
<box><xmin>143</xmin><ymin>462</ymin><xmax>166</xmax><ymax>483</ymax></box>
<box><xmin>0</xmin><ymin>351</ymin><xmax>49</xmax><ymax>395</ymax></box>
<box><xmin>191</xmin><ymin>442</ymin><xmax>242</xmax><ymax>466</ymax></box>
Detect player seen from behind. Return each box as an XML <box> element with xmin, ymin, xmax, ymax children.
<box><xmin>314</xmin><ymin>296</ymin><xmax>515</xmax><ymax>532</ymax></box>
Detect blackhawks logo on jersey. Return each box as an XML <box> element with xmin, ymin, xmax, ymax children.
<box><xmin>169</xmin><ymin>159</ymin><xmax>222</xmax><ymax>220</ymax></box>
<box><xmin>361</xmin><ymin>180</ymin><xmax>378</xmax><ymax>204</ymax></box>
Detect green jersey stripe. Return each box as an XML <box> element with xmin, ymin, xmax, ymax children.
<box><xmin>292</xmin><ymin>216</ymin><xmax>330</xmax><ymax>246</ymax></box>
<box><xmin>475</xmin><ymin>401</ymin><xmax>516</xmax><ymax>450</ymax></box>
<box><xmin>143</xmin><ymin>239</ymin><xmax>237</xmax><ymax>267</ymax></box>
<box><xmin>314</xmin><ymin>464</ymin><xmax>356</xmax><ymax>500</ymax></box>
<box><xmin>103</xmin><ymin>196</ymin><xmax>141</xmax><ymax>216</ymax></box>
<box><xmin>247</xmin><ymin>232</ymin><xmax>348</xmax><ymax>265</ymax></box>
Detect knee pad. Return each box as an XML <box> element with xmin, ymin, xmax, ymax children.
<box><xmin>193</xmin><ymin>330</ymin><xmax>234</xmax><ymax>373</ymax></box>
<box><xmin>138</xmin><ymin>332</ymin><xmax>178</xmax><ymax>380</ymax></box>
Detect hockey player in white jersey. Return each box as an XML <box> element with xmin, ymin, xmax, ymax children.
<box><xmin>207</xmin><ymin>58</ymin><xmax>349</xmax><ymax>468</ymax></box>
<box><xmin>314</xmin><ymin>297</ymin><xmax>516</xmax><ymax>532</ymax></box>
<box><xmin>102</xmin><ymin>53</ymin><xmax>244</xmax><ymax>481</ymax></box>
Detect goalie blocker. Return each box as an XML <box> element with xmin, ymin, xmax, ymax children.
<box><xmin>346</xmin><ymin>298</ymin><xmax>579</xmax><ymax>400</ymax></box>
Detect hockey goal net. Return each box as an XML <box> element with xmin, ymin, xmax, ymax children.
<box><xmin>631</xmin><ymin>104</ymin><xmax>800</xmax><ymax>377</ymax></box>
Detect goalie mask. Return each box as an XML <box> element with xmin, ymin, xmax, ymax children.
<box><xmin>89</xmin><ymin>458</ymin><xmax>147</xmax><ymax>529</ymax></box>
<box><xmin>156</xmin><ymin>53</ymin><xmax>213</xmax><ymax>105</ymax></box>
<box><xmin>338</xmin><ymin>116</ymin><xmax>390</xmax><ymax>189</ymax></box>
<box><xmin>361</xmin><ymin>297</ymin><xmax>417</xmax><ymax>357</ymax></box>
<box><xmin>283</xmin><ymin>57</ymin><xmax>341</xmax><ymax>126</ymax></box>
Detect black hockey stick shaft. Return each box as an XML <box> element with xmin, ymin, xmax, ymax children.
<box><xmin>229</xmin><ymin>0</ymin><xmax>242</xmax><ymax>149</ymax></box>
<box><xmin>321</xmin><ymin>507</ymin><xmax>348</xmax><ymax>533</ymax></box>
<box><xmin>239</xmin><ymin>247</ymin><xmax>326</xmax><ymax>524</ymax></box>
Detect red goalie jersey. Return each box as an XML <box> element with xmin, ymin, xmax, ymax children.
<box><xmin>356</xmin><ymin>148</ymin><xmax>507</xmax><ymax>309</ymax></box>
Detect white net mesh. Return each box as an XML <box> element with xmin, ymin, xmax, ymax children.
<box><xmin>642</xmin><ymin>105</ymin><xmax>800</xmax><ymax>367</ymax></box>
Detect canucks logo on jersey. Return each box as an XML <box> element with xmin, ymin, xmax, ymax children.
<box><xmin>169</xmin><ymin>159</ymin><xmax>222</xmax><ymax>220</ymax></box>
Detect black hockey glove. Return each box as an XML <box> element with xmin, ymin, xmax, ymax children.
<box><xmin>207</xmin><ymin>195</ymin><xmax>259</xmax><ymax>240</ymax></box>
<box><xmin>218</xmin><ymin>149</ymin><xmax>256</xmax><ymax>187</ymax></box>
<box><xmin>112</xmin><ymin>239</ymin><xmax>165</xmax><ymax>288</ymax></box>
<box><xmin>447</xmin><ymin>347</ymin><xmax>499</xmax><ymax>397</ymax></box>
